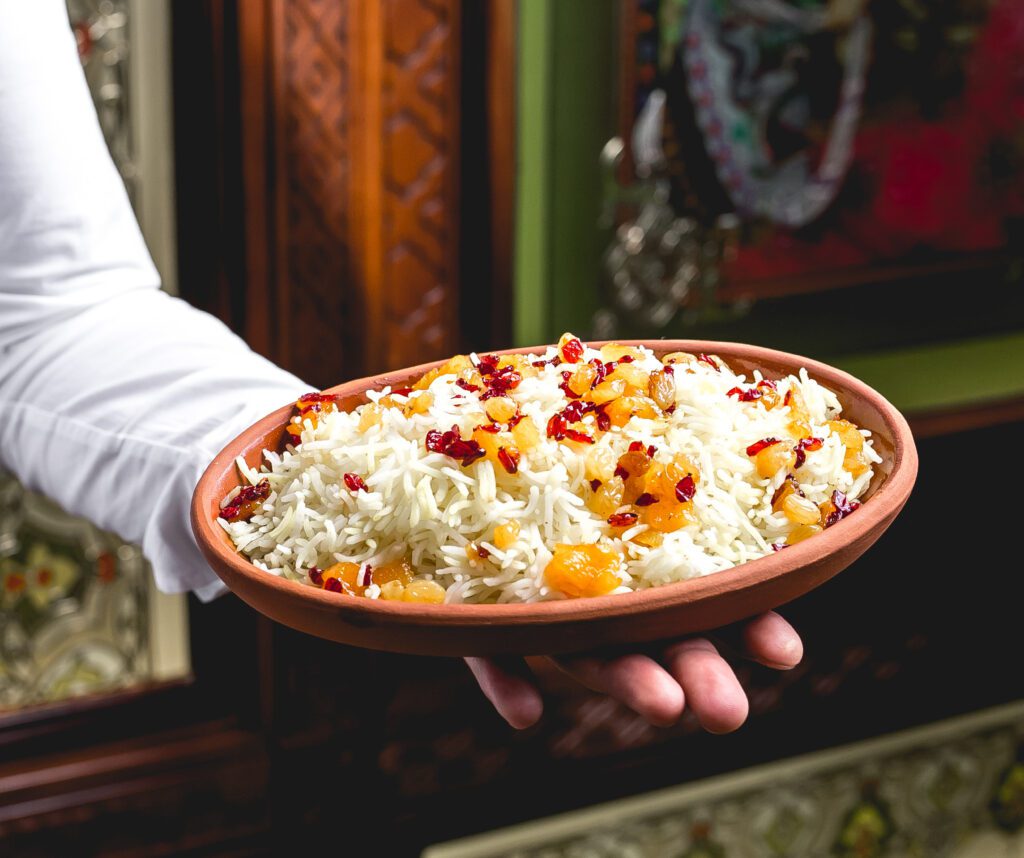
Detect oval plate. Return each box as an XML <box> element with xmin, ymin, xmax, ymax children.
<box><xmin>191</xmin><ymin>341</ymin><xmax>917</xmax><ymax>656</ymax></box>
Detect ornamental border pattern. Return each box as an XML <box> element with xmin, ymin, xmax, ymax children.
<box><xmin>425</xmin><ymin>702</ymin><xmax>1024</xmax><ymax>858</ymax></box>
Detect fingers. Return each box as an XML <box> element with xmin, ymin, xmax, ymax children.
<box><xmin>551</xmin><ymin>653</ymin><xmax>685</xmax><ymax>728</ymax></box>
<box><xmin>664</xmin><ymin>639</ymin><xmax>748</xmax><ymax>734</ymax></box>
<box><xmin>465</xmin><ymin>613</ymin><xmax>801</xmax><ymax>733</ymax></box>
<box><xmin>464</xmin><ymin>657</ymin><xmax>544</xmax><ymax>730</ymax></box>
<box><xmin>741</xmin><ymin>611</ymin><xmax>803</xmax><ymax>670</ymax></box>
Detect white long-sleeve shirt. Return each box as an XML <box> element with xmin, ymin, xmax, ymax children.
<box><xmin>0</xmin><ymin>1</ymin><xmax>308</xmax><ymax>600</ymax></box>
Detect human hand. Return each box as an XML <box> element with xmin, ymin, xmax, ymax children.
<box><xmin>465</xmin><ymin>611</ymin><xmax>802</xmax><ymax>732</ymax></box>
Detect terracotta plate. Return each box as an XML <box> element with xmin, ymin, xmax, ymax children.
<box><xmin>191</xmin><ymin>341</ymin><xmax>918</xmax><ymax>656</ymax></box>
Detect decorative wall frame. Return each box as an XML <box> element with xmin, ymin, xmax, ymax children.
<box><xmin>0</xmin><ymin>0</ymin><xmax>189</xmax><ymax>716</ymax></box>
<box><xmin>614</xmin><ymin>0</ymin><xmax>1024</xmax><ymax>303</ymax></box>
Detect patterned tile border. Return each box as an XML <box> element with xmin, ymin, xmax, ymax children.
<box><xmin>424</xmin><ymin>701</ymin><xmax>1024</xmax><ymax>858</ymax></box>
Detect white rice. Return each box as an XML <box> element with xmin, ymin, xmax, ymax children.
<box><xmin>220</xmin><ymin>343</ymin><xmax>879</xmax><ymax>603</ymax></box>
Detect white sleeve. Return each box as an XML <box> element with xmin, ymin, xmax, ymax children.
<box><xmin>0</xmin><ymin>1</ymin><xmax>309</xmax><ymax>601</ymax></box>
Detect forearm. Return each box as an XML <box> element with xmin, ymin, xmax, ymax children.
<box><xmin>0</xmin><ymin>1</ymin><xmax>308</xmax><ymax>598</ymax></box>
<box><xmin>0</xmin><ymin>289</ymin><xmax>307</xmax><ymax>599</ymax></box>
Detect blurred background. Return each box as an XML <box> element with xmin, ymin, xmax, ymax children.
<box><xmin>2</xmin><ymin>0</ymin><xmax>1024</xmax><ymax>855</ymax></box>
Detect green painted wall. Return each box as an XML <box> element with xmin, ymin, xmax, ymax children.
<box><xmin>833</xmin><ymin>332</ymin><xmax>1024</xmax><ymax>413</ymax></box>
<box><xmin>514</xmin><ymin>0</ymin><xmax>617</xmax><ymax>347</ymax></box>
<box><xmin>513</xmin><ymin>0</ymin><xmax>552</xmax><ymax>348</ymax></box>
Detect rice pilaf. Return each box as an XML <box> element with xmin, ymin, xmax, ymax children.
<box><xmin>219</xmin><ymin>336</ymin><xmax>878</xmax><ymax>604</ymax></box>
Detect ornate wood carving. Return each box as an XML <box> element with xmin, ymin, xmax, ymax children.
<box><xmin>351</xmin><ymin>0</ymin><xmax>461</xmax><ymax>375</ymax></box>
<box><xmin>273</xmin><ymin>0</ymin><xmax>352</xmax><ymax>381</ymax></box>
<box><xmin>234</xmin><ymin>0</ymin><xmax>461</xmax><ymax>386</ymax></box>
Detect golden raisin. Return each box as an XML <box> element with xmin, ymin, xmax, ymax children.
<box><xmin>648</xmin><ymin>370</ymin><xmax>676</xmax><ymax>410</ymax></box>
<box><xmin>599</xmin><ymin>343</ymin><xmax>644</xmax><ymax>362</ymax></box>
<box><xmin>511</xmin><ymin>415</ymin><xmax>541</xmax><ymax>450</ymax></box>
<box><xmin>588</xmin><ymin>478</ymin><xmax>625</xmax><ymax>518</ymax></box>
<box><xmin>616</xmin><ymin>449</ymin><xmax>654</xmax><ymax>478</ymax></box>
<box><xmin>605</xmin><ymin>396</ymin><xmax>658</xmax><ymax>428</ymax></box>
<box><xmin>379</xmin><ymin>580</ymin><xmax>406</xmax><ymax>600</ymax></box>
<box><xmin>631</xmin><ymin>529</ymin><xmax>664</xmax><ymax>548</ymax></box>
<box><xmin>828</xmin><ymin>419</ymin><xmax>864</xmax><ymax>451</ymax></box>
<box><xmin>403</xmin><ymin>391</ymin><xmax>434</xmax><ymax>416</ymax></box>
<box><xmin>458</xmin><ymin>367</ymin><xmax>484</xmax><ymax>389</ymax></box>
<box><xmin>471</xmin><ymin>425</ymin><xmax>503</xmax><ymax>462</ymax></box>
<box><xmin>568</xmin><ymin>363</ymin><xmax>598</xmax><ymax>396</ymax></box>
<box><xmin>358</xmin><ymin>403</ymin><xmax>382</xmax><ymax>432</ymax></box>
<box><xmin>518</xmin><ymin>363</ymin><xmax>540</xmax><ymax>379</ymax></box>
<box><xmin>484</xmin><ymin>396</ymin><xmax>517</xmax><ymax>424</ymax></box>
<box><xmin>617</xmin><ymin>449</ymin><xmax>653</xmax><ymax>504</ymax></box>
<box><xmin>782</xmin><ymin>493</ymin><xmax>821</xmax><ymax>525</ymax></box>
<box><xmin>755</xmin><ymin>443</ymin><xmax>797</xmax><ymax>479</ymax></box>
<box><xmin>323</xmin><ymin>561</ymin><xmax>361</xmax><ymax>594</ymax></box>
<box><xmin>498</xmin><ymin>354</ymin><xmax>531</xmax><ymax>373</ymax></box>
<box><xmin>293</xmin><ymin>395</ymin><xmax>337</xmax><ymax>432</ymax></box>
<box><xmin>374</xmin><ymin>559</ymin><xmax>415</xmax><ymax>587</ymax></box>
<box><xmin>786</xmin><ymin>523</ymin><xmax>823</xmax><ymax>545</ymax></box>
<box><xmin>584</xmin><ymin>444</ymin><xmax>617</xmax><ymax>483</ymax></box>
<box><xmin>496</xmin><ymin>444</ymin><xmax>522</xmax><ymax>474</ymax></box>
<box><xmin>545</xmin><ymin>543</ymin><xmax>622</xmax><ymax>598</ymax></box>
<box><xmin>788</xmin><ymin>418</ymin><xmax>813</xmax><ymax>439</ymax></box>
<box><xmin>285</xmin><ymin>418</ymin><xmax>304</xmax><ymax>444</ymax></box>
<box><xmin>612</xmin><ymin>362</ymin><xmax>650</xmax><ymax>393</ymax></box>
<box><xmin>817</xmin><ymin>497</ymin><xmax>837</xmax><ymax>527</ymax></box>
<box><xmin>590</xmin><ymin>377</ymin><xmax>627</xmax><ymax>405</ymax></box>
<box><xmin>659</xmin><ymin>454</ymin><xmax>700</xmax><ymax>489</ymax></box>
<box><xmin>493</xmin><ymin>520</ymin><xmax>521</xmax><ymax>550</ymax></box>
<box><xmin>412</xmin><ymin>367</ymin><xmax>442</xmax><ymax>391</ymax></box>
<box><xmin>771</xmin><ymin>478</ymin><xmax>800</xmax><ymax>513</ymax></box>
<box><xmin>786</xmin><ymin>388</ymin><xmax>810</xmax><ymax>424</ymax></box>
<box><xmin>414</xmin><ymin>354</ymin><xmax>473</xmax><ymax>390</ymax></box>
<box><xmin>844</xmin><ymin>449</ymin><xmax>871</xmax><ymax>477</ymax></box>
<box><xmin>402</xmin><ymin>580</ymin><xmax>446</xmax><ymax>604</ymax></box>
<box><xmin>643</xmin><ymin>501</ymin><xmax>694</xmax><ymax>533</ymax></box>
<box><xmin>759</xmin><ymin>388</ymin><xmax>781</xmax><ymax>410</ymax></box>
<box><xmin>662</xmin><ymin>351</ymin><xmax>696</xmax><ymax>366</ymax></box>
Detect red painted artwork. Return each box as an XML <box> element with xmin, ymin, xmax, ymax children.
<box><xmin>648</xmin><ymin>0</ymin><xmax>1024</xmax><ymax>290</ymax></box>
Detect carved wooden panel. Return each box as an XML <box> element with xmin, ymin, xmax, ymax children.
<box><xmin>376</xmin><ymin>0</ymin><xmax>460</xmax><ymax>371</ymax></box>
<box><xmin>347</xmin><ymin>0</ymin><xmax>462</xmax><ymax>376</ymax></box>
<box><xmin>242</xmin><ymin>0</ymin><xmax>460</xmax><ymax>386</ymax></box>
<box><xmin>276</xmin><ymin>0</ymin><xmax>352</xmax><ymax>383</ymax></box>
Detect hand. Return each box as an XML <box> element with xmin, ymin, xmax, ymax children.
<box><xmin>465</xmin><ymin>611</ymin><xmax>802</xmax><ymax>732</ymax></box>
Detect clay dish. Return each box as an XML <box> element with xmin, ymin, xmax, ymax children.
<box><xmin>192</xmin><ymin>341</ymin><xmax>917</xmax><ymax>656</ymax></box>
